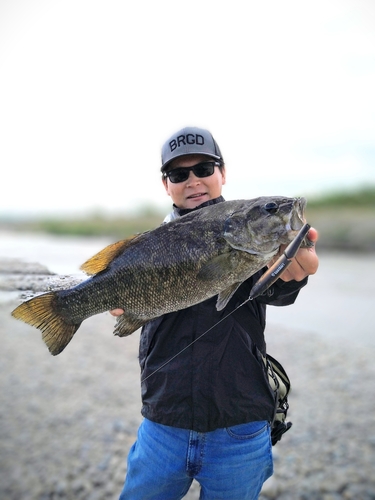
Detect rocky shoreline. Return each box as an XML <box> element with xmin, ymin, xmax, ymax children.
<box><xmin>1</xmin><ymin>255</ymin><xmax>375</xmax><ymax>499</ymax></box>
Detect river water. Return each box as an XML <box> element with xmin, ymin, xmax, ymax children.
<box><xmin>1</xmin><ymin>230</ymin><xmax>374</xmax><ymax>346</ymax></box>
<box><xmin>267</xmin><ymin>250</ymin><xmax>375</xmax><ymax>346</ymax></box>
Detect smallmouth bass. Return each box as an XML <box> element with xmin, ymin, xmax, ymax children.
<box><xmin>11</xmin><ymin>196</ymin><xmax>308</xmax><ymax>355</ymax></box>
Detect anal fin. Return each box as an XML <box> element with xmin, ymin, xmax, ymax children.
<box><xmin>113</xmin><ymin>313</ymin><xmax>147</xmax><ymax>337</ymax></box>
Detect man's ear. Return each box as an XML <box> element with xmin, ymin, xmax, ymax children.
<box><xmin>221</xmin><ymin>166</ymin><xmax>226</xmax><ymax>185</ymax></box>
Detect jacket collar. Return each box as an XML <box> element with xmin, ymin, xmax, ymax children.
<box><xmin>173</xmin><ymin>196</ymin><xmax>225</xmax><ymax>217</ymax></box>
<box><xmin>163</xmin><ymin>196</ymin><xmax>225</xmax><ymax>223</ymax></box>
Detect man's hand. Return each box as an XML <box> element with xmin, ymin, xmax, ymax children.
<box><xmin>110</xmin><ymin>309</ymin><xmax>124</xmax><ymax>317</ymax></box>
<box><xmin>274</xmin><ymin>227</ymin><xmax>319</xmax><ymax>282</ymax></box>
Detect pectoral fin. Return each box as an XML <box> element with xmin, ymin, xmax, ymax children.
<box><xmin>216</xmin><ymin>283</ymin><xmax>242</xmax><ymax>311</ymax></box>
<box><xmin>197</xmin><ymin>254</ymin><xmax>232</xmax><ymax>281</ymax></box>
<box><xmin>198</xmin><ymin>251</ymin><xmax>249</xmax><ymax>310</ymax></box>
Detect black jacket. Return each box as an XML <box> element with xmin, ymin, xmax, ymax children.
<box><xmin>139</xmin><ymin>198</ymin><xmax>307</xmax><ymax>432</ymax></box>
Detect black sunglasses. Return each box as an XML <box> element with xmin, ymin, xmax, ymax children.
<box><xmin>163</xmin><ymin>161</ymin><xmax>221</xmax><ymax>184</ymax></box>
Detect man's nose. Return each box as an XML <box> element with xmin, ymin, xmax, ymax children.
<box><xmin>186</xmin><ymin>171</ymin><xmax>200</xmax><ymax>185</ymax></box>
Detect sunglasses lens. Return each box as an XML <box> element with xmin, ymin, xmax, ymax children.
<box><xmin>167</xmin><ymin>162</ymin><xmax>218</xmax><ymax>183</ymax></box>
<box><xmin>168</xmin><ymin>169</ymin><xmax>190</xmax><ymax>183</ymax></box>
<box><xmin>193</xmin><ymin>163</ymin><xmax>215</xmax><ymax>178</ymax></box>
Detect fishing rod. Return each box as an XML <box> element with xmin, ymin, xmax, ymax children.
<box><xmin>141</xmin><ymin>223</ymin><xmax>311</xmax><ymax>383</ymax></box>
<box><xmin>249</xmin><ymin>223</ymin><xmax>311</xmax><ymax>299</ymax></box>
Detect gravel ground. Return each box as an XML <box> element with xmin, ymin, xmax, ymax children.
<box><xmin>1</xmin><ymin>252</ymin><xmax>375</xmax><ymax>500</ymax></box>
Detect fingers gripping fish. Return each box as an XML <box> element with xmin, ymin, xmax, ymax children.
<box><xmin>11</xmin><ymin>196</ymin><xmax>309</xmax><ymax>355</ymax></box>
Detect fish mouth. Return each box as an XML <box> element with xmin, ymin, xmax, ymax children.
<box><xmin>290</xmin><ymin>197</ymin><xmax>307</xmax><ymax>230</ymax></box>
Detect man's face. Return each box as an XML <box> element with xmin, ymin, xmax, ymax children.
<box><xmin>162</xmin><ymin>154</ymin><xmax>226</xmax><ymax>209</ymax></box>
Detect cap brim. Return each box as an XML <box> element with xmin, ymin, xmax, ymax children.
<box><xmin>161</xmin><ymin>152</ymin><xmax>222</xmax><ymax>172</ymax></box>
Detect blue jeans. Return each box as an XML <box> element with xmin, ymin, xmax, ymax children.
<box><xmin>119</xmin><ymin>418</ymin><xmax>273</xmax><ymax>500</ymax></box>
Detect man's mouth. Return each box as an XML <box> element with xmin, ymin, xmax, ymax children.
<box><xmin>187</xmin><ymin>192</ymin><xmax>207</xmax><ymax>199</ymax></box>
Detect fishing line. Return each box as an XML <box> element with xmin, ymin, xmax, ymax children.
<box><xmin>140</xmin><ymin>223</ymin><xmax>311</xmax><ymax>383</ymax></box>
<box><xmin>141</xmin><ymin>297</ymin><xmax>251</xmax><ymax>383</ymax></box>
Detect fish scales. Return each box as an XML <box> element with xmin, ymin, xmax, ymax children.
<box><xmin>55</xmin><ymin>217</ymin><xmax>228</xmax><ymax>320</ymax></box>
<box><xmin>11</xmin><ymin>196</ymin><xmax>308</xmax><ymax>355</ymax></box>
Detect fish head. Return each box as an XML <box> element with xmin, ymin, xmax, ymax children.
<box><xmin>223</xmin><ymin>196</ymin><xmax>307</xmax><ymax>257</ymax></box>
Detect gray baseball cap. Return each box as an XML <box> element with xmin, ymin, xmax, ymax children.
<box><xmin>161</xmin><ymin>127</ymin><xmax>224</xmax><ymax>172</ymax></box>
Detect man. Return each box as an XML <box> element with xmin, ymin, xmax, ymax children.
<box><xmin>114</xmin><ymin>127</ymin><xmax>319</xmax><ymax>499</ymax></box>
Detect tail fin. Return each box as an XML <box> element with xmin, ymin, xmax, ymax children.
<box><xmin>11</xmin><ymin>292</ymin><xmax>81</xmax><ymax>355</ymax></box>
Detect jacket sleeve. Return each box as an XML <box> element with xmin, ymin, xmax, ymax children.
<box><xmin>256</xmin><ymin>275</ymin><xmax>309</xmax><ymax>306</ymax></box>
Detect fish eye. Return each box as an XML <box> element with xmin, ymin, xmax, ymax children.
<box><xmin>263</xmin><ymin>202</ymin><xmax>279</xmax><ymax>214</ymax></box>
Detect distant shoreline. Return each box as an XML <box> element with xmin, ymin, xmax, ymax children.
<box><xmin>1</xmin><ymin>204</ymin><xmax>374</xmax><ymax>253</ymax></box>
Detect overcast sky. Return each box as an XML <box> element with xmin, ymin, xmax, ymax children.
<box><xmin>1</xmin><ymin>0</ymin><xmax>374</xmax><ymax>217</ymax></box>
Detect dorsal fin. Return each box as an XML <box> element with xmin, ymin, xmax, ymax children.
<box><xmin>80</xmin><ymin>235</ymin><xmax>139</xmax><ymax>275</ymax></box>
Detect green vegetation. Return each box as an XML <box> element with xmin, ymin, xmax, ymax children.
<box><xmin>305</xmin><ymin>186</ymin><xmax>375</xmax><ymax>252</ymax></box>
<box><xmin>1</xmin><ymin>187</ymin><xmax>374</xmax><ymax>251</ymax></box>
<box><xmin>35</xmin><ymin>213</ymin><xmax>163</xmax><ymax>239</ymax></box>
<box><xmin>307</xmin><ymin>186</ymin><xmax>375</xmax><ymax>208</ymax></box>
<box><xmin>0</xmin><ymin>211</ymin><xmax>165</xmax><ymax>240</ymax></box>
